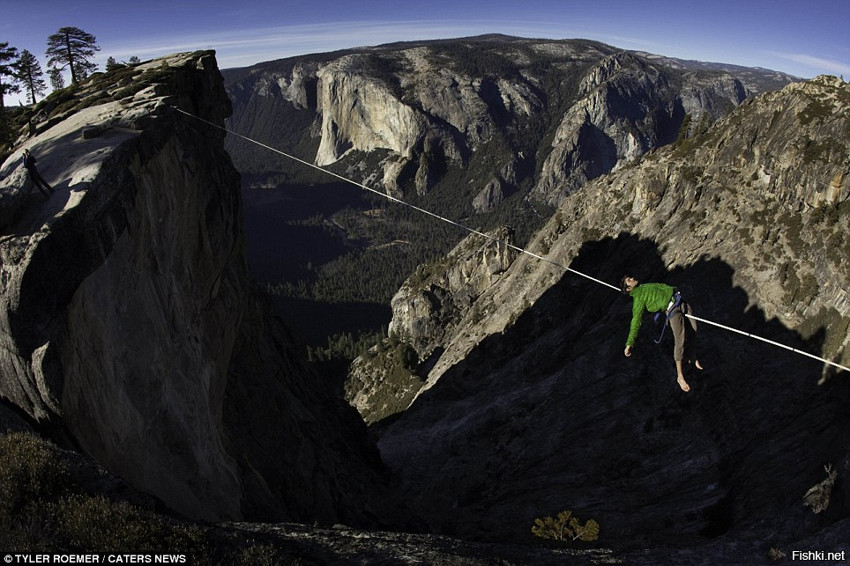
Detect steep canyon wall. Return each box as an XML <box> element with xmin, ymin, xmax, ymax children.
<box><xmin>0</xmin><ymin>51</ymin><xmax>399</xmax><ymax>526</ymax></box>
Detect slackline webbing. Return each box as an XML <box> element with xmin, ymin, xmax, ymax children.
<box><xmin>172</xmin><ymin>106</ymin><xmax>849</xmax><ymax>374</ymax></box>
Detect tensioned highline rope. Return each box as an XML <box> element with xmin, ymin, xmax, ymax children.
<box><xmin>172</xmin><ymin>106</ymin><xmax>850</xmax><ymax>374</ymax></box>
<box><xmin>173</xmin><ymin>107</ymin><xmax>618</xmax><ymax>291</ymax></box>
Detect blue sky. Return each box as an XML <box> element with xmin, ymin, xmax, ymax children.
<box><xmin>3</xmin><ymin>0</ymin><xmax>849</xmax><ymax>105</ymax></box>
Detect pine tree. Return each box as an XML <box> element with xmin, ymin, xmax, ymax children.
<box><xmin>46</xmin><ymin>27</ymin><xmax>100</xmax><ymax>85</ymax></box>
<box><xmin>48</xmin><ymin>68</ymin><xmax>65</xmax><ymax>91</ymax></box>
<box><xmin>0</xmin><ymin>41</ymin><xmax>20</xmax><ymax>109</ymax></box>
<box><xmin>16</xmin><ymin>50</ymin><xmax>47</xmax><ymax>105</ymax></box>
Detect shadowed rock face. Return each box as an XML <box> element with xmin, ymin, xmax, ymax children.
<box><xmin>378</xmin><ymin>244</ymin><xmax>850</xmax><ymax>547</ymax></box>
<box><xmin>368</xmin><ymin>76</ymin><xmax>850</xmax><ymax>552</ymax></box>
<box><xmin>0</xmin><ymin>51</ymin><xmax>401</xmax><ymax>526</ymax></box>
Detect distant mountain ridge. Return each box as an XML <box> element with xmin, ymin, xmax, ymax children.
<box><xmin>223</xmin><ymin>34</ymin><xmax>797</xmax><ymax>212</ymax></box>
<box><xmin>631</xmin><ymin>50</ymin><xmax>800</xmax><ymax>91</ymax></box>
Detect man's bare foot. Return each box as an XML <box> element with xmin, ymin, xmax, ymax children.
<box><xmin>677</xmin><ymin>375</ymin><xmax>691</xmax><ymax>392</ymax></box>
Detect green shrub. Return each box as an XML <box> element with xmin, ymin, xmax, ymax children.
<box><xmin>54</xmin><ymin>494</ymin><xmax>205</xmax><ymax>552</ymax></box>
<box><xmin>0</xmin><ymin>433</ymin><xmax>210</xmax><ymax>557</ymax></box>
<box><xmin>531</xmin><ymin>509</ymin><xmax>600</xmax><ymax>543</ymax></box>
<box><xmin>797</xmin><ymin>98</ymin><xmax>833</xmax><ymax>125</ymax></box>
<box><xmin>0</xmin><ymin>433</ymin><xmax>71</xmax><ymax>518</ymax></box>
<box><xmin>236</xmin><ymin>543</ymin><xmax>301</xmax><ymax>566</ymax></box>
<box><xmin>801</xmin><ymin>137</ymin><xmax>834</xmax><ymax>164</ymax></box>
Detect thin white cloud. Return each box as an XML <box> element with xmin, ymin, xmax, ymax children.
<box><xmin>99</xmin><ymin>21</ymin><xmax>456</xmax><ymax>63</ymax></box>
<box><xmin>98</xmin><ymin>20</ymin><xmax>605</xmax><ymax>69</ymax></box>
<box><xmin>767</xmin><ymin>51</ymin><xmax>850</xmax><ymax>78</ymax></box>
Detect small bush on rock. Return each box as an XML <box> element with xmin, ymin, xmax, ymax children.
<box><xmin>531</xmin><ymin>509</ymin><xmax>599</xmax><ymax>543</ymax></box>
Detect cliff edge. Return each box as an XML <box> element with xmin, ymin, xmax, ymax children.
<box><xmin>0</xmin><ymin>51</ymin><xmax>399</xmax><ymax>526</ymax></box>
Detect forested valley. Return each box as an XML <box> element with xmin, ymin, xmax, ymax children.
<box><xmin>240</xmin><ymin>170</ymin><xmax>551</xmax><ymax>374</ymax></box>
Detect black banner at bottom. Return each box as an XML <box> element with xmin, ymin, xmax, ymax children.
<box><xmin>2</xmin><ymin>554</ymin><xmax>189</xmax><ymax>565</ymax></box>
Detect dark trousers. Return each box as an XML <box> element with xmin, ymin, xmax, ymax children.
<box><xmin>28</xmin><ymin>170</ymin><xmax>53</xmax><ymax>196</ymax></box>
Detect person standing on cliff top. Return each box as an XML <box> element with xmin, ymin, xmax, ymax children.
<box><xmin>621</xmin><ymin>275</ymin><xmax>703</xmax><ymax>392</ymax></box>
<box><xmin>22</xmin><ymin>149</ymin><xmax>54</xmax><ymax>198</ymax></box>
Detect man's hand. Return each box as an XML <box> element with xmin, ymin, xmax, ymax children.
<box><xmin>624</xmin><ymin>345</ymin><xmax>632</xmax><ymax>357</ymax></box>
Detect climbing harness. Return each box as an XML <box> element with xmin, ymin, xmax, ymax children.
<box><xmin>171</xmin><ymin>106</ymin><xmax>850</xmax><ymax>375</ymax></box>
<box><xmin>653</xmin><ymin>291</ymin><xmax>682</xmax><ymax>344</ymax></box>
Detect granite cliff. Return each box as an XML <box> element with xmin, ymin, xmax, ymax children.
<box><xmin>224</xmin><ymin>35</ymin><xmax>795</xmax><ymax>212</ymax></box>
<box><xmin>0</xmin><ymin>51</ymin><xmax>400</xmax><ymax>527</ymax></box>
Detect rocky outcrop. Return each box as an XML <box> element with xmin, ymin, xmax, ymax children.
<box><xmin>678</xmin><ymin>70</ymin><xmax>747</xmax><ymax>122</ymax></box>
<box><xmin>0</xmin><ymin>51</ymin><xmax>401</xmax><ymax>526</ymax></box>
<box><xmin>388</xmin><ymin>226</ymin><xmax>517</xmax><ymax>360</ymax></box>
<box><xmin>472</xmin><ymin>178</ymin><xmax>511</xmax><ymax>213</ymax></box>
<box><xmin>346</xmin><ymin>227</ymin><xmax>517</xmax><ymax>423</ymax></box>
<box><xmin>530</xmin><ymin>52</ymin><xmax>749</xmax><ymax>206</ymax></box>
<box><xmin>369</xmin><ymin>76</ymin><xmax>850</xmax><ymax>552</ymax></box>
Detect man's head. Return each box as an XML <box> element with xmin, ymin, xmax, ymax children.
<box><xmin>621</xmin><ymin>275</ymin><xmax>639</xmax><ymax>294</ymax></box>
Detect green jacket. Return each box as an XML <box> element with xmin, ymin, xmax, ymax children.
<box><xmin>626</xmin><ymin>283</ymin><xmax>675</xmax><ymax>346</ymax></box>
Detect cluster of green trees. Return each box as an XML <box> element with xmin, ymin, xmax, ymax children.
<box><xmin>306</xmin><ymin>328</ymin><xmax>387</xmax><ymax>363</ymax></box>
<box><xmin>254</xmin><ymin>177</ymin><xmax>550</xmax><ymax>370</ymax></box>
<box><xmin>427</xmin><ymin>41</ymin><xmax>523</xmax><ymax>80</ymax></box>
<box><xmin>1</xmin><ymin>27</ymin><xmax>140</xmax><ymax>108</ymax></box>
